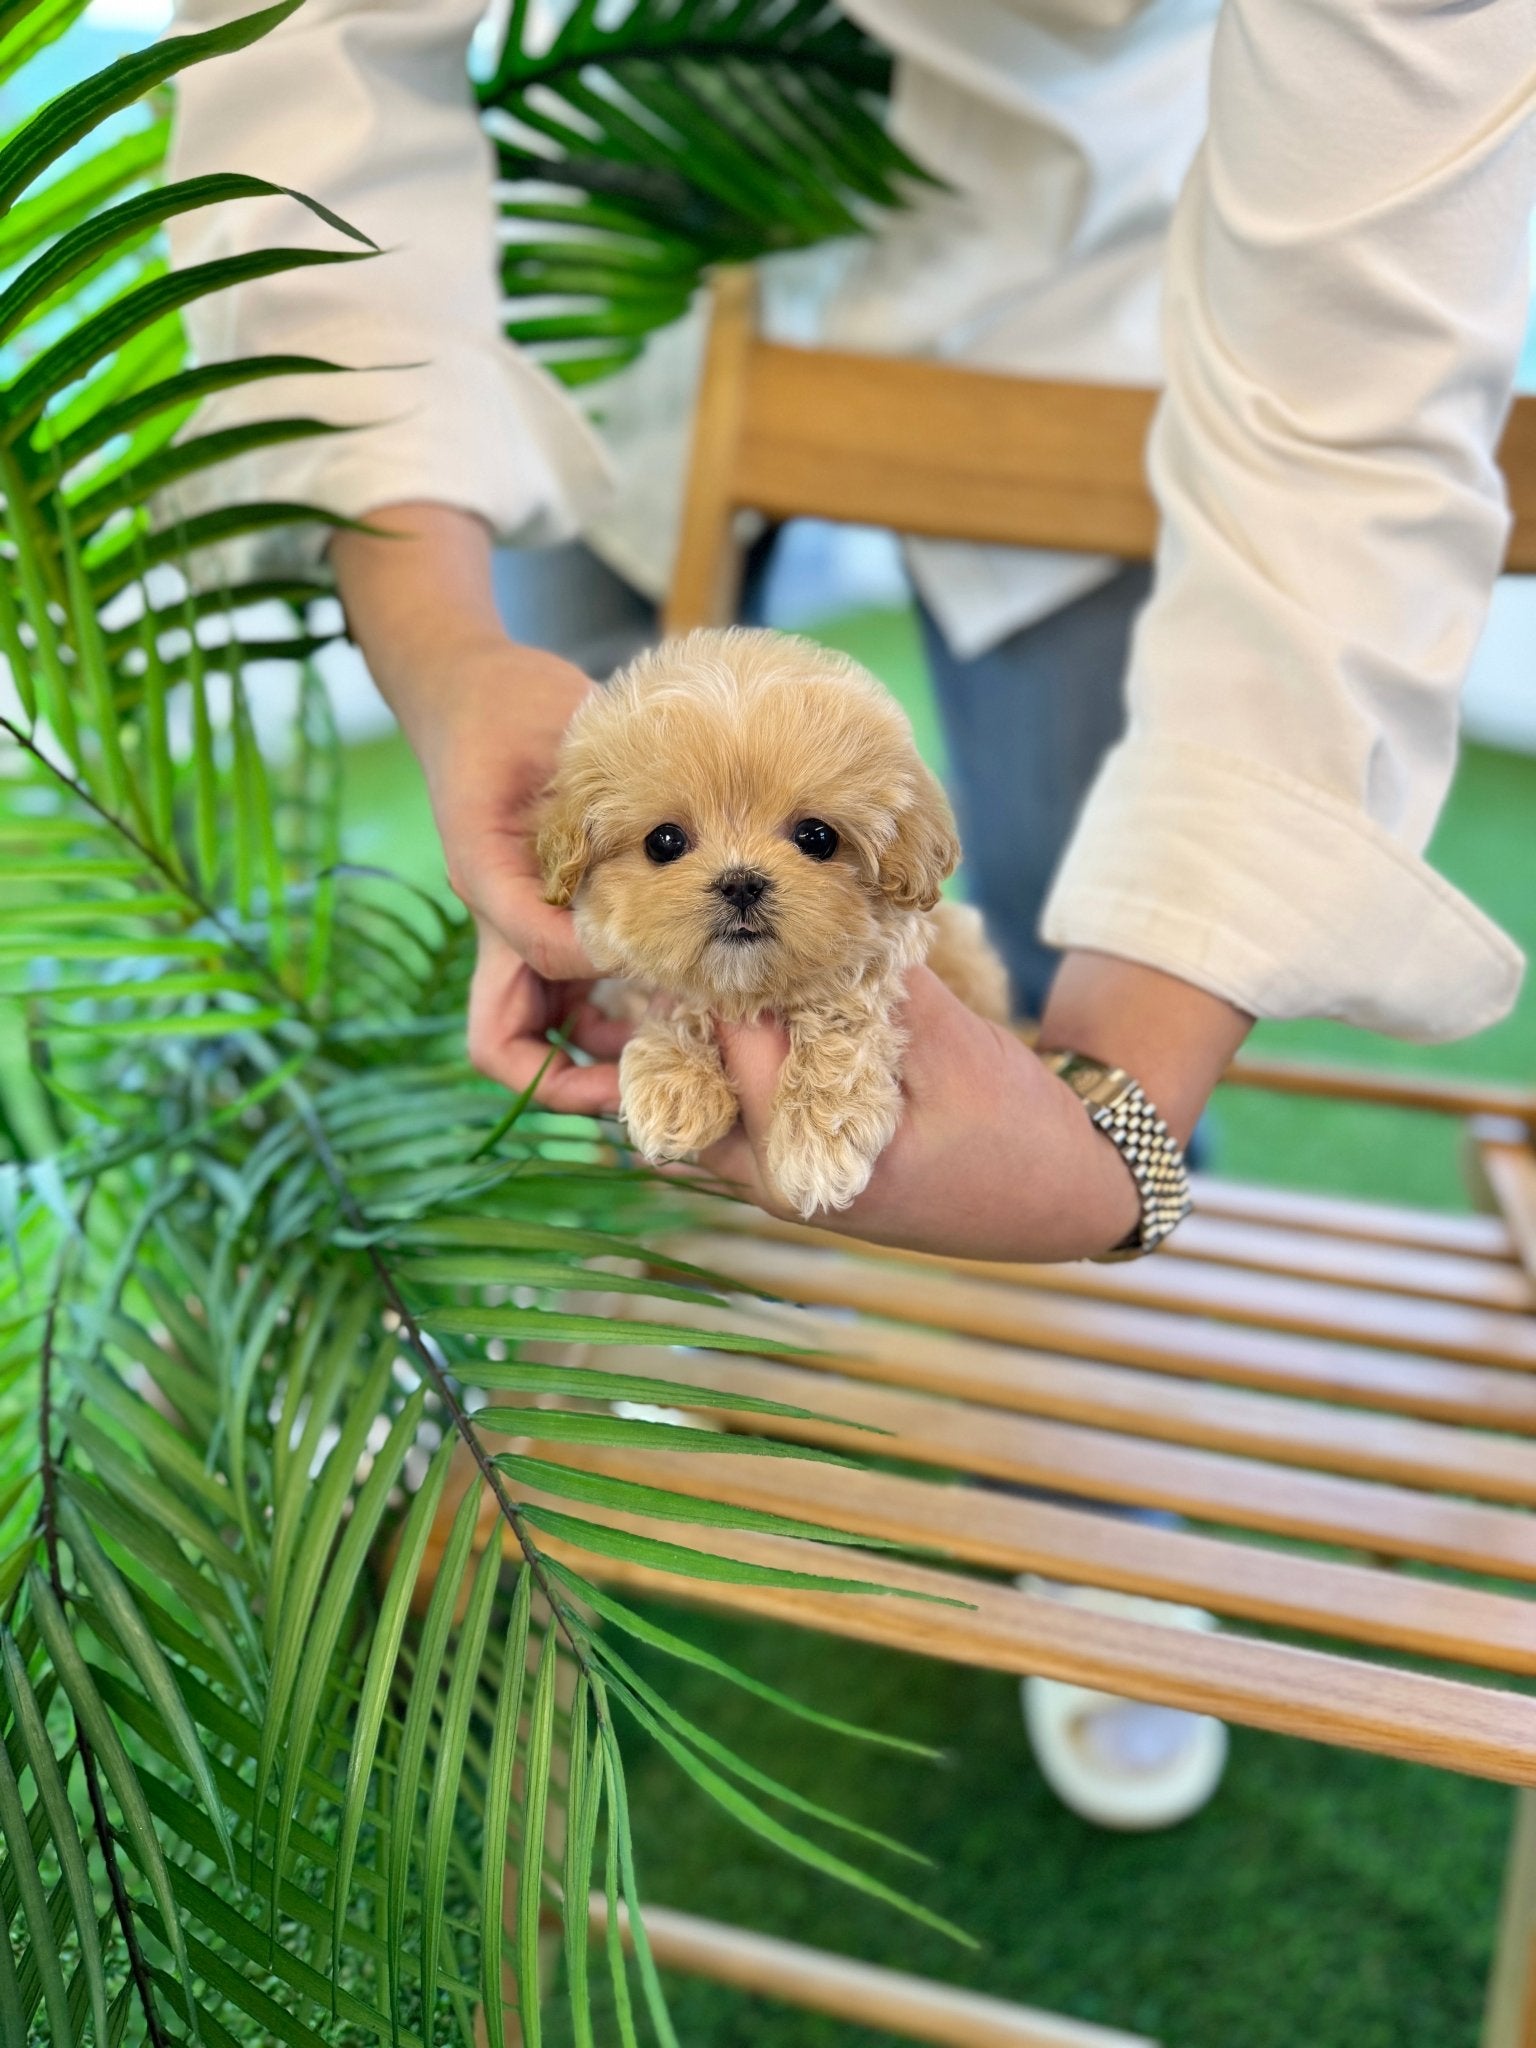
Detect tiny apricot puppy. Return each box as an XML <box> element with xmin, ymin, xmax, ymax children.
<box><xmin>538</xmin><ymin>627</ymin><xmax>1009</xmax><ymax>1218</ymax></box>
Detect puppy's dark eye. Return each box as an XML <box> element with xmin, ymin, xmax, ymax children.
<box><xmin>792</xmin><ymin>818</ymin><xmax>839</xmax><ymax>862</ymax></box>
<box><xmin>644</xmin><ymin>823</ymin><xmax>689</xmax><ymax>865</ymax></box>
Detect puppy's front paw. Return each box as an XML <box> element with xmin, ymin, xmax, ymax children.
<box><xmin>620</xmin><ymin>1037</ymin><xmax>737</xmax><ymax>1163</ymax></box>
<box><xmin>766</xmin><ymin>1085</ymin><xmax>900</xmax><ymax>1218</ymax></box>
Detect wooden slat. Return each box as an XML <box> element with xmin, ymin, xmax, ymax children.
<box><xmin>1186</xmin><ymin>1174</ymin><xmax>1517</xmax><ymax>1259</ymax></box>
<box><xmin>707</xmin><ymin>1193</ymin><xmax>1536</xmax><ymax>1316</ymax></box>
<box><xmin>721</xmin><ymin>1194</ymin><xmax>1532</xmax><ymax>1304</ymax></box>
<box><xmin>550</xmin><ymin>1442</ymin><xmax>1536</xmax><ymax>1679</ymax></box>
<box><xmin>603</xmin><ymin>1293</ymin><xmax>1536</xmax><ymax>1501</ymax></box>
<box><xmin>1165</xmin><ymin>1211</ymin><xmax>1535</xmax><ymax>1311</ymax></box>
<box><xmin>719</xmin><ymin>341</ymin><xmax>1536</xmax><ymax>582</ymax></box>
<box><xmin>1015</xmin><ymin>1251</ymin><xmax>1536</xmax><ymax>1367</ymax></box>
<box><xmin>560</xmin><ymin>1342</ymin><xmax>1536</xmax><ymax>1582</ymax></box>
<box><xmin>677</xmin><ymin>1227</ymin><xmax>1536</xmax><ymax>1425</ymax></box>
<box><xmin>729</xmin><ymin>1220</ymin><xmax>1536</xmax><ymax>1368</ymax></box>
<box><xmin>670</xmin><ymin>1233</ymin><xmax>1536</xmax><ymax>1412</ymax></box>
<box><xmin>529</xmin><ymin>1500</ymin><xmax>1536</xmax><ymax>1786</ymax></box>
<box><xmin>593</xmin><ymin>1900</ymin><xmax>1159</xmax><ymax>2048</ymax></box>
<box><xmin>734</xmin><ymin>347</ymin><xmax>1161</xmax><ymax>559</ymax></box>
<box><xmin>1220</xmin><ymin>1054</ymin><xmax>1536</xmax><ymax>1129</ymax></box>
<box><xmin>1481</xmin><ymin>1790</ymin><xmax>1536</xmax><ymax>2048</ymax></box>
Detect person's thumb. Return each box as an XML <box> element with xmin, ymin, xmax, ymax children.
<box><xmin>469</xmin><ymin>867</ymin><xmax>595</xmax><ymax>982</ymax></box>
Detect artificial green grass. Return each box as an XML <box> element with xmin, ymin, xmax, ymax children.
<box><xmin>343</xmin><ymin>603</ymin><xmax>1536</xmax><ymax>2048</ymax></box>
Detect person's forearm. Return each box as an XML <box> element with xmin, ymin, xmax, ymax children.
<box><xmin>329</xmin><ymin>495</ymin><xmax>603</xmax><ymax>1052</ymax></box>
<box><xmin>331</xmin><ymin>502</ymin><xmax>508</xmax><ymax>753</ymax></box>
<box><xmin>1037</xmin><ymin>951</ymin><xmax>1251</xmax><ymax>1147</ymax></box>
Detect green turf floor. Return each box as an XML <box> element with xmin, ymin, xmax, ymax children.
<box><xmin>343</xmin><ymin>606</ymin><xmax>1536</xmax><ymax>2048</ymax></box>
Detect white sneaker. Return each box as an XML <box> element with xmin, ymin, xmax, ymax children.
<box><xmin>1019</xmin><ymin>1577</ymin><xmax>1229</xmax><ymax>1832</ymax></box>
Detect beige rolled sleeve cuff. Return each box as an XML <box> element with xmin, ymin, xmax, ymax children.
<box><xmin>1043</xmin><ymin>739</ymin><xmax>1524</xmax><ymax>1042</ymax></box>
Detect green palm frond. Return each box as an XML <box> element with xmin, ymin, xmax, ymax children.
<box><xmin>482</xmin><ymin>0</ymin><xmax>932</xmax><ymax>382</ymax></box>
<box><xmin>0</xmin><ymin>3</ymin><xmax>955</xmax><ymax>2041</ymax></box>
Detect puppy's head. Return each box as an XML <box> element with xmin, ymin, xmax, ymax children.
<box><xmin>538</xmin><ymin>627</ymin><xmax>959</xmax><ymax>1008</ymax></box>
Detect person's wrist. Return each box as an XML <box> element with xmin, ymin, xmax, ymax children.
<box><xmin>1040</xmin><ymin>1050</ymin><xmax>1198</xmax><ymax>1258</ymax></box>
<box><xmin>1037</xmin><ymin>950</ymin><xmax>1252</xmax><ymax>1148</ymax></box>
<box><xmin>331</xmin><ymin>500</ymin><xmax>513</xmax><ymax>740</ymax></box>
<box><xmin>1033</xmin><ymin>950</ymin><xmax>1252</xmax><ymax>1257</ymax></box>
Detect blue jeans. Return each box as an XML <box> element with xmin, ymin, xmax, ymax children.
<box><xmin>917</xmin><ymin>566</ymin><xmax>1149</xmax><ymax>1021</ymax></box>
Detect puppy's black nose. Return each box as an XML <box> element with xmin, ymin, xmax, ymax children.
<box><xmin>714</xmin><ymin>868</ymin><xmax>770</xmax><ymax>910</ymax></box>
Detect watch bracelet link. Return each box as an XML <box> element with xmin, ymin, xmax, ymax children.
<box><xmin>1039</xmin><ymin>1048</ymin><xmax>1193</xmax><ymax>1261</ymax></box>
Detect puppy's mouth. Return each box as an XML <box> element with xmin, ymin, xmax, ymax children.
<box><xmin>715</xmin><ymin>918</ymin><xmax>775</xmax><ymax>947</ymax></box>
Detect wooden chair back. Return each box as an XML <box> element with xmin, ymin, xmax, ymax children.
<box><xmin>666</xmin><ymin>265</ymin><xmax>1536</xmax><ymax>633</ymax></box>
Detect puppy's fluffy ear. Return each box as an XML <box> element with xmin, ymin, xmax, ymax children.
<box><xmin>878</xmin><ymin>767</ymin><xmax>961</xmax><ymax>912</ymax></box>
<box><xmin>537</xmin><ymin>786</ymin><xmax>593</xmax><ymax>907</ymax></box>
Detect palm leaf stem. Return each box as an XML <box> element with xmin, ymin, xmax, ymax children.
<box><xmin>482</xmin><ymin>23</ymin><xmax>892</xmax><ymax>104</ymax></box>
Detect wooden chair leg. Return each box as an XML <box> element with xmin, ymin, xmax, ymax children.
<box><xmin>1483</xmin><ymin>1790</ymin><xmax>1536</xmax><ymax>2048</ymax></box>
<box><xmin>1471</xmin><ymin>1119</ymin><xmax>1536</xmax><ymax>1285</ymax></box>
<box><xmin>662</xmin><ymin>266</ymin><xmax>758</xmax><ymax>635</ymax></box>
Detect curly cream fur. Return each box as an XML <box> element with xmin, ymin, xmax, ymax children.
<box><xmin>538</xmin><ymin>627</ymin><xmax>1010</xmax><ymax>1217</ymax></box>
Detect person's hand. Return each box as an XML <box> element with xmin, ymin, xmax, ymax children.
<box><xmin>330</xmin><ymin>503</ymin><xmax>624</xmax><ymax>1114</ymax></box>
<box><xmin>695</xmin><ymin>951</ymin><xmax>1252</xmax><ymax>1263</ymax></box>
<box><xmin>696</xmin><ymin>966</ymin><xmax>1143</xmax><ymax>1262</ymax></box>
<box><xmin>414</xmin><ymin>638</ymin><xmax>626</xmax><ymax>1114</ymax></box>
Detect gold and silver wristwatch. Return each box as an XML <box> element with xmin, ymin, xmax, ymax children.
<box><xmin>1039</xmin><ymin>1049</ymin><xmax>1192</xmax><ymax>1261</ymax></box>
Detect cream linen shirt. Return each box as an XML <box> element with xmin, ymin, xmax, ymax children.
<box><xmin>166</xmin><ymin>0</ymin><xmax>1535</xmax><ymax>1042</ymax></box>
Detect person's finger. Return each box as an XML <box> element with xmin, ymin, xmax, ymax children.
<box><xmin>471</xmin><ymin>1026</ymin><xmax>622</xmax><ymax>1117</ymax></box>
<box><xmin>671</xmin><ymin>1131</ymin><xmax>776</xmax><ymax>1209</ymax></box>
<box><xmin>465</xmin><ymin>930</ymin><xmax>619</xmax><ymax>1114</ymax></box>
<box><xmin>537</xmin><ymin>1059</ymin><xmax>623</xmax><ymax>1117</ymax></box>
<box><xmin>468</xmin><ymin>921</ymin><xmax>581</xmax><ymax>1058</ymax></box>
<box><xmin>465</xmin><ymin>927</ymin><xmax>533</xmax><ymax>1077</ymax></box>
<box><xmin>565</xmin><ymin>998</ymin><xmax>633</xmax><ymax>1060</ymax></box>
<box><xmin>690</xmin><ymin>1041</ymin><xmax>788</xmax><ymax>1208</ymax></box>
<box><xmin>512</xmin><ymin>896</ymin><xmax>597</xmax><ymax>985</ymax></box>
